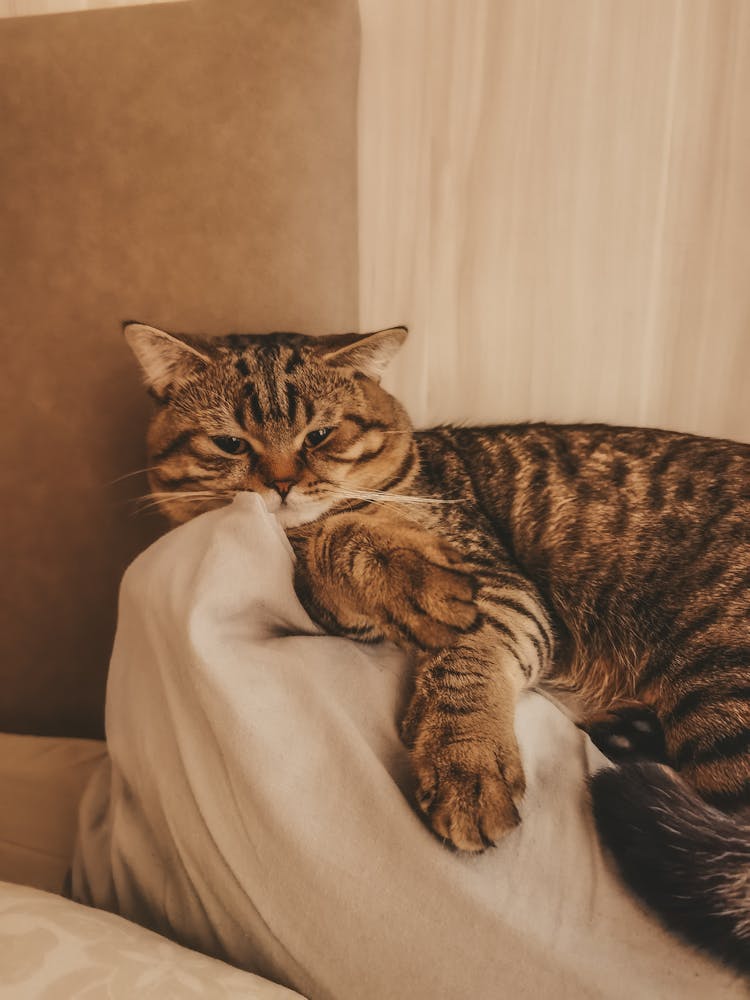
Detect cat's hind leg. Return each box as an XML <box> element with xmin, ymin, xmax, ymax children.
<box><xmin>580</xmin><ymin>701</ymin><xmax>667</xmax><ymax>764</ymax></box>
<box><xmin>638</xmin><ymin>629</ymin><xmax>750</xmax><ymax>814</ymax></box>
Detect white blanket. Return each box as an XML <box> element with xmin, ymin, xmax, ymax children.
<box><xmin>72</xmin><ymin>494</ymin><xmax>746</xmax><ymax>999</ymax></box>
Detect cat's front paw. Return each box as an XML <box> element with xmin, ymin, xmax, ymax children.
<box><xmin>385</xmin><ymin>540</ymin><xmax>478</xmax><ymax>649</ymax></box>
<box><xmin>411</xmin><ymin>737</ymin><xmax>525</xmax><ymax>852</ymax></box>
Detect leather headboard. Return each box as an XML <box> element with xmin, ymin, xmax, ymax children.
<box><xmin>0</xmin><ymin>0</ymin><xmax>359</xmax><ymax>737</ymax></box>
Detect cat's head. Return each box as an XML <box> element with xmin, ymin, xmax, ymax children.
<box><xmin>125</xmin><ymin>323</ymin><xmax>414</xmax><ymax>528</ymax></box>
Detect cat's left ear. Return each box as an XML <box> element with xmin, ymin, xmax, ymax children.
<box><xmin>123</xmin><ymin>322</ymin><xmax>211</xmax><ymax>395</ymax></box>
<box><xmin>320</xmin><ymin>326</ymin><xmax>407</xmax><ymax>382</ymax></box>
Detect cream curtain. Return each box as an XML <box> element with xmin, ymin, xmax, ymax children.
<box><xmin>358</xmin><ymin>0</ymin><xmax>750</xmax><ymax>442</ymax></box>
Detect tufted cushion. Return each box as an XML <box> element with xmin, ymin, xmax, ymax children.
<box><xmin>0</xmin><ymin>0</ymin><xmax>359</xmax><ymax>736</ymax></box>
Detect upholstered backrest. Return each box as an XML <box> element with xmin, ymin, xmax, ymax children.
<box><xmin>0</xmin><ymin>0</ymin><xmax>359</xmax><ymax>736</ymax></box>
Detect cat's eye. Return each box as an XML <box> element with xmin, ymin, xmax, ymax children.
<box><xmin>211</xmin><ymin>435</ymin><xmax>249</xmax><ymax>455</ymax></box>
<box><xmin>305</xmin><ymin>427</ymin><xmax>335</xmax><ymax>448</ymax></box>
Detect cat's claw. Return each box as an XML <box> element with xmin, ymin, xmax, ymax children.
<box><xmin>412</xmin><ymin>740</ymin><xmax>525</xmax><ymax>852</ymax></box>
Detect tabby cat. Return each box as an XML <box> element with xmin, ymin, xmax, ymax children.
<box><xmin>125</xmin><ymin>322</ymin><xmax>750</xmax><ymax>971</ymax></box>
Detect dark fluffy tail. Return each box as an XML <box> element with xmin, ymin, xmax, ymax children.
<box><xmin>590</xmin><ymin>762</ymin><xmax>750</xmax><ymax>974</ymax></box>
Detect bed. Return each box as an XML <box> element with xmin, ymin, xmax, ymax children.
<box><xmin>1</xmin><ymin>1</ymin><xmax>746</xmax><ymax>997</ymax></box>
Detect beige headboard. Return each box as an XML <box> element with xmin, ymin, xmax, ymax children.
<box><xmin>0</xmin><ymin>0</ymin><xmax>359</xmax><ymax>736</ymax></box>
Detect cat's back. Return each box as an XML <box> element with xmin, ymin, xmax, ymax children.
<box><xmin>419</xmin><ymin>420</ymin><xmax>748</xmax><ymax>500</ymax></box>
<box><xmin>415</xmin><ymin>421</ymin><xmax>749</xmax><ymax>578</ymax></box>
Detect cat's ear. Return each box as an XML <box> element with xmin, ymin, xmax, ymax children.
<box><xmin>123</xmin><ymin>322</ymin><xmax>210</xmax><ymax>395</ymax></box>
<box><xmin>319</xmin><ymin>326</ymin><xmax>407</xmax><ymax>382</ymax></box>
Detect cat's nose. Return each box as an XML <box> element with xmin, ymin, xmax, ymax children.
<box><xmin>271</xmin><ymin>478</ymin><xmax>296</xmax><ymax>500</ymax></box>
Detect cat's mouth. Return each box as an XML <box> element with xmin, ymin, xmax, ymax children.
<box><xmin>258</xmin><ymin>487</ymin><xmax>335</xmax><ymax>529</ymax></box>
<box><xmin>259</xmin><ymin>489</ymin><xmax>284</xmax><ymax>514</ymax></box>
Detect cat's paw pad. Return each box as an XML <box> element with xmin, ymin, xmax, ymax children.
<box><xmin>413</xmin><ymin>741</ymin><xmax>525</xmax><ymax>852</ymax></box>
<box><xmin>581</xmin><ymin>702</ymin><xmax>666</xmax><ymax>763</ymax></box>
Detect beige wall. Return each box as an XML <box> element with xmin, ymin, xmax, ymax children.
<box><xmin>359</xmin><ymin>0</ymin><xmax>750</xmax><ymax>442</ymax></box>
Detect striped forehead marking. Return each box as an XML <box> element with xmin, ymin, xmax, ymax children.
<box><xmin>238</xmin><ymin>377</ymin><xmax>315</xmax><ymax>429</ymax></box>
<box><xmin>242</xmin><ymin>381</ymin><xmax>265</xmax><ymax>425</ymax></box>
<box><xmin>229</xmin><ymin>343</ymin><xmax>324</xmax><ymax>430</ymax></box>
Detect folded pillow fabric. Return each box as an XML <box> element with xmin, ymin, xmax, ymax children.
<box><xmin>0</xmin><ymin>880</ymin><xmax>300</xmax><ymax>999</ymax></box>
<box><xmin>72</xmin><ymin>494</ymin><xmax>745</xmax><ymax>999</ymax></box>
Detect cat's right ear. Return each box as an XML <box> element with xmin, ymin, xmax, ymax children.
<box><xmin>319</xmin><ymin>326</ymin><xmax>408</xmax><ymax>382</ymax></box>
<box><xmin>123</xmin><ymin>323</ymin><xmax>210</xmax><ymax>395</ymax></box>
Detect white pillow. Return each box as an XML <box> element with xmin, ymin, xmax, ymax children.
<box><xmin>72</xmin><ymin>494</ymin><xmax>745</xmax><ymax>999</ymax></box>
<box><xmin>0</xmin><ymin>880</ymin><xmax>300</xmax><ymax>999</ymax></box>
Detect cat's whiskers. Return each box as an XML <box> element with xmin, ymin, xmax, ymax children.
<box><xmin>325</xmin><ymin>492</ymin><xmax>391</xmax><ymax>513</ymax></box>
<box><xmin>132</xmin><ymin>490</ymin><xmax>235</xmax><ymax>515</ymax></box>
<box><xmin>315</xmin><ymin>486</ymin><xmax>462</xmax><ymax>522</ymax></box>
<box><xmin>324</xmin><ymin>486</ymin><xmax>463</xmax><ymax>506</ymax></box>
<box><xmin>109</xmin><ymin>466</ymin><xmax>160</xmax><ymax>486</ymax></box>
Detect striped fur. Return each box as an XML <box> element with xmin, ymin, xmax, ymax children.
<box><xmin>126</xmin><ymin>324</ymin><xmax>750</xmax><ymax>960</ymax></box>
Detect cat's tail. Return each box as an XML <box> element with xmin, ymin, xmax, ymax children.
<box><xmin>590</xmin><ymin>761</ymin><xmax>750</xmax><ymax>974</ymax></box>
